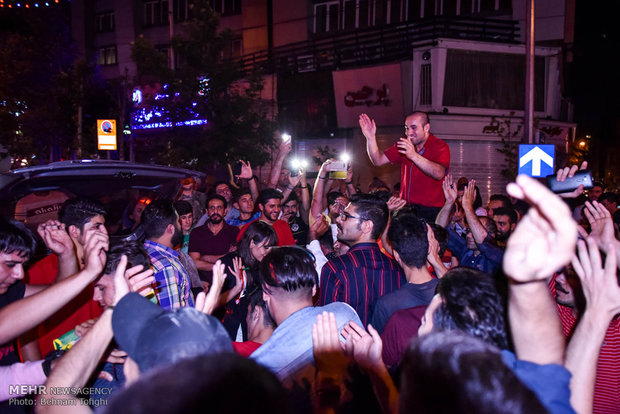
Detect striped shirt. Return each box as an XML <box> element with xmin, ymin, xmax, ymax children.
<box><xmin>144</xmin><ymin>240</ymin><xmax>194</xmax><ymax>310</ymax></box>
<box><xmin>557</xmin><ymin>305</ymin><xmax>620</xmax><ymax>414</ymax></box>
<box><xmin>318</xmin><ymin>243</ymin><xmax>405</xmax><ymax>326</ymax></box>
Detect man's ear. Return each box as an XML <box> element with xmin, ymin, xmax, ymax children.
<box><xmin>67</xmin><ymin>224</ymin><xmax>80</xmax><ymax>239</ymax></box>
<box><xmin>258</xmin><ymin>203</ymin><xmax>265</xmax><ymax>213</ymax></box>
<box><xmin>311</xmin><ymin>284</ymin><xmax>317</xmax><ymax>297</ymax></box>
<box><xmin>166</xmin><ymin>223</ymin><xmax>175</xmax><ymax>235</ymax></box>
<box><xmin>424</xmin><ymin>122</ymin><xmax>431</xmax><ymax>134</ymax></box>
<box><xmin>393</xmin><ymin>250</ymin><xmax>402</xmax><ymax>265</ymax></box>
<box><xmin>361</xmin><ymin>220</ymin><xmax>373</xmax><ymax>235</ymax></box>
<box><xmin>510</xmin><ymin>223</ymin><xmax>516</xmax><ymax>232</ymax></box>
<box><xmin>233</xmin><ymin>202</ymin><xmax>240</xmax><ymax>210</ymax></box>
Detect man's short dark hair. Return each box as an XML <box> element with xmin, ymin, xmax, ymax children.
<box><xmin>259</xmin><ymin>246</ymin><xmax>317</xmax><ymax>295</ymax></box>
<box><xmin>258</xmin><ymin>188</ymin><xmax>283</xmax><ymax>206</ymax></box>
<box><xmin>103</xmin><ymin>354</ymin><xmax>290</xmax><ymax>414</ymax></box>
<box><xmin>207</xmin><ymin>194</ymin><xmax>227</xmax><ymax>209</ymax></box>
<box><xmin>406</xmin><ymin>110</ymin><xmax>429</xmax><ymax>125</ymax></box>
<box><xmin>234</xmin><ymin>187</ymin><xmax>252</xmax><ymax>203</ymax></box>
<box><xmin>318</xmin><ymin>231</ymin><xmax>334</xmax><ymax>253</ymax></box>
<box><xmin>248</xmin><ymin>286</ymin><xmax>276</xmax><ymax>329</ymax></box>
<box><xmin>598</xmin><ymin>192</ymin><xmax>618</xmax><ymax>205</ymax></box>
<box><xmin>213</xmin><ymin>181</ymin><xmax>231</xmax><ymax>191</ymax></box>
<box><xmin>327</xmin><ymin>191</ymin><xmax>346</xmax><ymax>206</ymax></box>
<box><xmin>388</xmin><ymin>211</ymin><xmax>428</xmax><ymax>269</ymax></box>
<box><xmin>400</xmin><ymin>331</ymin><xmax>547</xmax><ymax>414</ymax></box>
<box><xmin>492</xmin><ymin>207</ymin><xmax>517</xmax><ymax>224</ymax></box>
<box><xmin>349</xmin><ymin>193</ymin><xmax>389</xmax><ymax>240</ymax></box>
<box><xmin>433</xmin><ymin>267</ymin><xmax>508</xmax><ymax>349</ymax></box>
<box><xmin>0</xmin><ymin>218</ymin><xmax>35</xmax><ymax>258</ymax></box>
<box><xmin>104</xmin><ymin>240</ymin><xmax>150</xmax><ymax>276</ymax></box>
<box><xmin>489</xmin><ymin>194</ymin><xmax>512</xmax><ymax>209</ymax></box>
<box><xmin>141</xmin><ymin>199</ymin><xmax>178</xmax><ymax>240</ymax></box>
<box><xmin>173</xmin><ymin>200</ymin><xmax>193</xmax><ymax>216</ymax></box>
<box><xmin>58</xmin><ymin>197</ymin><xmax>106</xmax><ymax>231</ymax></box>
<box><xmin>283</xmin><ymin>191</ymin><xmax>299</xmax><ymax>206</ymax></box>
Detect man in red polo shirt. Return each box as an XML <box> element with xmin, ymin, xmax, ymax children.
<box><xmin>360</xmin><ymin>111</ymin><xmax>450</xmax><ymax>222</ymax></box>
<box><xmin>237</xmin><ymin>188</ymin><xmax>295</xmax><ymax>246</ymax></box>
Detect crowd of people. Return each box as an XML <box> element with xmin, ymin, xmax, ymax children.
<box><xmin>0</xmin><ymin>110</ymin><xmax>619</xmax><ymax>413</ymax></box>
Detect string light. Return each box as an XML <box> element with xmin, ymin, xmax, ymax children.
<box><xmin>0</xmin><ymin>0</ymin><xmax>67</xmax><ymax>7</ymax></box>
<box><xmin>0</xmin><ymin>0</ymin><xmax>65</xmax><ymax>9</ymax></box>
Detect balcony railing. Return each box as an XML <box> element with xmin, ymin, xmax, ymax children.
<box><xmin>235</xmin><ymin>16</ymin><xmax>519</xmax><ymax>74</ymax></box>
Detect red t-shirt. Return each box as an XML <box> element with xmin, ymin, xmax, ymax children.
<box><xmin>24</xmin><ymin>254</ymin><xmax>103</xmax><ymax>356</ymax></box>
<box><xmin>237</xmin><ymin>219</ymin><xmax>296</xmax><ymax>246</ymax></box>
<box><xmin>232</xmin><ymin>340</ymin><xmax>262</xmax><ymax>357</ymax></box>
<box><xmin>384</xmin><ymin>133</ymin><xmax>450</xmax><ymax>207</ymax></box>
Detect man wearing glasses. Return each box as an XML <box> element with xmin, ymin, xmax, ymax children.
<box><xmin>318</xmin><ymin>193</ymin><xmax>405</xmax><ymax>326</ymax></box>
<box><xmin>359</xmin><ymin>111</ymin><xmax>450</xmax><ymax>222</ymax></box>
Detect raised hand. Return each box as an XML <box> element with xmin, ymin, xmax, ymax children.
<box><xmin>396</xmin><ymin>138</ymin><xmax>416</xmax><ymax>160</ymax></box>
<box><xmin>503</xmin><ymin>175</ymin><xmax>577</xmax><ymax>282</ymax></box>
<box><xmin>461</xmin><ymin>180</ymin><xmax>477</xmax><ymax>211</ymax></box>
<box><xmin>386</xmin><ymin>196</ymin><xmax>407</xmax><ymax>213</ymax></box>
<box><xmin>359</xmin><ymin>113</ymin><xmax>377</xmax><ymax>141</ymax></box>
<box><xmin>583</xmin><ymin>201</ymin><xmax>615</xmax><ymax>251</ymax></box>
<box><xmin>82</xmin><ymin>227</ymin><xmax>109</xmax><ymax>277</ymax></box>
<box><xmin>342</xmin><ymin>321</ymin><xmax>384</xmax><ymax>373</ymax></box>
<box><xmin>37</xmin><ymin>220</ymin><xmax>73</xmax><ymax>256</ymax></box>
<box><xmin>125</xmin><ymin>264</ymin><xmax>155</xmax><ymax>297</ymax></box>
<box><xmin>571</xmin><ymin>237</ymin><xmax>619</xmax><ymax>319</ymax></box>
<box><xmin>237</xmin><ymin>160</ymin><xmax>253</xmax><ymax>179</ymax></box>
<box><xmin>195</xmin><ymin>260</ymin><xmax>227</xmax><ymax>315</ymax></box>
<box><xmin>312</xmin><ymin>312</ymin><xmax>350</xmax><ymax>378</ymax></box>
<box><xmin>442</xmin><ymin>175</ymin><xmax>457</xmax><ymax>205</ymax></box>
<box><xmin>555</xmin><ymin>161</ymin><xmax>588</xmax><ymax>198</ymax></box>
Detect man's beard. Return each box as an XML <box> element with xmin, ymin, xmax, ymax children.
<box><xmin>495</xmin><ymin>231</ymin><xmax>511</xmax><ymax>242</ymax></box>
<box><xmin>209</xmin><ymin>214</ymin><xmax>223</xmax><ymax>224</ymax></box>
<box><xmin>171</xmin><ymin>226</ymin><xmax>184</xmax><ymax>247</ymax></box>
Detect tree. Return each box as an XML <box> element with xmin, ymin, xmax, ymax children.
<box><xmin>130</xmin><ymin>0</ymin><xmax>276</xmax><ymax>169</ymax></box>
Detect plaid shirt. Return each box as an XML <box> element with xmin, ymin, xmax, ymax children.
<box><xmin>144</xmin><ymin>240</ymin><xmax>194</xmax><ymax>309</ymax></box>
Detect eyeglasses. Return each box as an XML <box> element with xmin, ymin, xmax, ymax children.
<box><xmin>339</xmin><ymin>211</ymin><xmax>362</xmax><ymax>222</ymax></box>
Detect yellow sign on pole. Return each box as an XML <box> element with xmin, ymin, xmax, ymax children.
<box><xmin>97</xmin><ymin>119</ymin><xmax>117</xmax><ymax>150</ymax></box>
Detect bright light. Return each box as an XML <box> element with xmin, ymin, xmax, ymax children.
<box><xmin>340</xmin><ymin>153</ymin><xmax>351</xmax><ymax>163</ymax></box>
<box><xmin>291</xmin><ymin>158</ymin><xmax>308</xmax><ymax>170</ymax></box>
<box><xmin>281</xmin><ymin>133</ymin><xmax>291</xmax><ymax>142</ymax></box>
<box><xmin>578</xmin><ymin>140</ymin><xmax>586</xmax><ymax>147</ymax></box>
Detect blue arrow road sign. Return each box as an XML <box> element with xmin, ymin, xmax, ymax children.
<box><xmin>518</xmin><ymin>145</ymin><xmax>555</xmax><ymax>177</ymax></box>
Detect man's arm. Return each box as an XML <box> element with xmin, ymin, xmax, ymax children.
<box><xmin>461</xmin><ymin>180</ymin><xmax>488</xmax><ymax>244</ymax></box>
<box><xmin>395</xmin><ymin>138</ymin><xmax>446</xmax><ymax>180</ymax></box>
<box><xmin>318</xmin><ymin>264</ymin><xmax>342</xmax><ymax>306</ymax></box>
<box><xmin>153</xmin><ymin>266</ymin><xmax>182</xmax><ymax>310</ymax></box>
<box><xmin>435</xmin><ymin>175</ymin><xmax>457</xmax><ymax>228</ymax></box>
<box><xmin>503</xmin><ymin>175</ymin><xmax>576</xmax><ymax>365</ymax></box>
<box><xmin>237</xmin><ymin>160</ymin><xmax>259</xmax><ymax>201</ymax></box>
<box><xmin>564</xmin><ymin>237</ymin><xmax>619</xmax><ymax>414</ymax></box>
<box><xmin>0</xmin><ymin>229</ymin><xmax>108</xmax><ymax>345</ymax></box>
<box><xmin>268</xmin><ymin>140</ymin><xmax>292</xmax><ymax>188</ymax></box>
<box><xmin>188</xmin><ymin>252</ymin><xmax>225</xmax><ymax>271</ymax></box>
<box><xmin>359</xmin><ymin>114</ymin><xmax>389</xmax><ymax>167</ymax></box>
<box><xmin>38</xmin><ymin>255</ymin><xmax>143</xmax><ymax>414</ymax></box>
<box><xmin>310</xmin><ymin>161</ymin><xmax>331</xmax><ymax>225</ymax></box>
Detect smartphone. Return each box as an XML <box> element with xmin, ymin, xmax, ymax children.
<box><xmin>232</xmin><ymin>161</ymin><xmax>243</xmax><ymax>177</ymax></box>
<box><xmin>546</xmin><ymin>170</ymin><xmax>593</xmax><ymax>194</ymax></box>
<box><xmin>327</xmin><ymin>161</ymin><xmax>347</xmax><ymax>180</ymax></box>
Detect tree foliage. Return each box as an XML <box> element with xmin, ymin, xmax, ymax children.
<box><xmin>130</xmin><ymin>0</ymin><xmax>276</xmax><ymax>169</ymax></box>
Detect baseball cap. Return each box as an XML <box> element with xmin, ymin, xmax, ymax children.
<box><xmin>112</xmin><ymin>293</ymin><xmax>233</xmax><ymax>373</ymax></box>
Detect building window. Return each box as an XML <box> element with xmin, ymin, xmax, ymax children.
<box><xmin>314</xmin><ymin>1</ymin><xmax>339</xmax><ymax>33</ymax></box>
<box><xmin>144</xmin><ymin>0</ymin><xmax>169</xmax><ymax>26</ymax></box>
<box><xmin>96</xmin><ymin>46</ymin><xmax>117</xmax><ymax>66</ymax></box>
<box><xmin>211</xmin><ymin>0</ymin><xmax>241</xmax><ymax>16</ymax></box>
<box><xmin>420</xmin><ymin>63</ymin><xmax>432</xmax><ymax>105</ymax></box>
<box><xmin>95</xmin><ymin>12</ymin><xmax>115</xmax><ymax>33</ymax></box>
<box><xmin>442</xmin><ymin>50</ymin><xmax>544</xmax><ymax>110</ymax></box>
<box><xmin>221</xmin><ymin>37</ymin><xmax>243</xmax><ymax>60</ymax></box>
<box><xmin>174</xmin><ymin>0</ymin><xmax>189</xmax><ymax>21</ymax></box>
